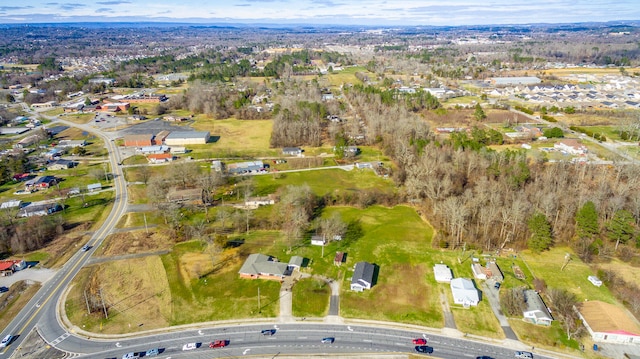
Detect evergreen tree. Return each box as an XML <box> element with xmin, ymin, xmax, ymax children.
<box><xmin>528</xmin><ymin>211</ymin><xmax>553</xmax><ymax>252</ymax></box>
<box><xmin>474</xmin><ymin>103</ymin><xmax>487</xmax><ymax>121</ymax></box>
<box><xmin>575</xmin><ymin>201</ymin><xmax>599</xmax><ymax>239</ymax></box>
<box><xmin>606</xmin><ymin>209</ymin><xmax>635</xmax><ymax>250</ymax></box>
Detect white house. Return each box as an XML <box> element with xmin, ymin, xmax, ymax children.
<box><xmin>450</xmin><ymin>278</ymin><xmax>480</xmax><ymax>307</ymax></box>
<box><xmin>554</xmin><ymin>139</ymin><xmax>588</xmax><ymax>155</ymax></box>
<box><xmin>433</xmin><ymin>264</ymin><xmax>453</xmax><ymax>283</ymax></box>
<box><xmin>311</xmin><ymin>235</ymin><xmax>327</xmax><ymax>246</ymax></box>
<box><xmin>351</xmin><ymin>261</ymin><xmax>375</xmax><ymax>292</ymax></box>
<box><xmin>471</xmin><ymin>263</ymin><xmax>487</xmax><ymax>280</ymax></box>
<box><xmin>522</xmin><ymin>290</ymin><xmax>553</xmax><ymax>326</ymax></box>
<box><xmin>578</xmin><ymin>301</ymin><xmax>640</xmax><ymax>344</ymax></box>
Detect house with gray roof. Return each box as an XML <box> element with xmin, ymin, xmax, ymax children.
<box><xmin>238</xmin><ymin>253</ymin><xmax>290</xmax><ymax>281</ymax></box>
<box><xmin>351</xmin><ymin>261</ymin><xmax>375</xmax><ymax>292</ymax></box>
<box><xmin>523</xmin><ymin>290</ymin><xmax>553</xmax><ymax>326</ymax></box>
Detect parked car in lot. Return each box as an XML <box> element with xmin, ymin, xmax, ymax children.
<box><xmin>261</xmin><ymin>329</ymin><xmax>276</xmax><ymax>336</ymax></box>
<box><xmin>144</xmin><ymin>348</ymin><xmax>159</xmax><ymax>356</ymax></box>
<box><xmin>0</xmin><ymin>286</ymin><xmax>9</xmax><ymax>293</ymax></box>
<box><xmin>412</xmin><ymin>338</ymin><xmax>427</xmax><ymax>345</ymax></box>
<box><xmin>321</xmin><ymin>337</ymin><xmax>335</xmax><ymax>344</ymax></box>
<box><xmin>209</xmin><ymin>340</ymin><xmax>228</xmax><ymax>348</ymax></box>
<box><xmin>494</xmin><ymin>282</ymin><xmax>501</xmax><ymax>289</ymax></box>
<box><xmin>182</xmin><ymin>342</ymin><xmax>198</xmax><ymax>351</ymax></box>
<box><xmin>415</xmin><ymin>345</ymin><xmax>434</xmax><ymax>354</ymax></box>
<box><xmin>0</xmin><ymin>335</ymin><xmax>13</xmax><ymax>348</ymax></box>
<box><xmin>515</xmin><ymin>351</ymin><xmax>533</xmax><ymax>358</ymax></box>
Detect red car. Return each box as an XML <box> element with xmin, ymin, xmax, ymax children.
<box><xmin>209</xmin><ymin>340</ymin><xmax>228</xmax><ymax>348</ymax></box>
<box><xmin>412</xmin><ymin>338</ymin><xmax>427</xmax><ymax>345</ymax></box>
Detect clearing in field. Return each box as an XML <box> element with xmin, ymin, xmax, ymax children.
<box><xmin>191</xmin><ymin>118</ymin><xmax>273</xmax><ymax>153</ymax></box>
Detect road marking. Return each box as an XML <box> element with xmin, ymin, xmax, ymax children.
<box><xmin>51</xmin><ymin>332</ymin><xmax>70</xmax><ymax>345</ymax></box>
<box><xmin>298</xmin><ymin>337</ymin><xmax>307</xmax><ymax>339</ymax></box>
<box><xmin>243</xmin><ymin>348</ymin><xmax>251</xmax><ymax>355</ymax></box>
<box><xmin>363</xmin><ymin>339</ymin><xmax>372</xmax><ymax>342</ymax></box>
<box><xmin>347</xmin><ymin>326</ymin><xmax>353</xmax><ymax>331</ymax></box>
<box><xmin>423</xmin><ymin>333</ymin><xmax>428</xmax><ymax>339</ymax></box>
<box><xmin>115</xmin><ymin>342</ymin><xmax>121</xmax><ymax>348</ymax></box>
<box><xmin>395</xmin><ymin>342</ymin><xmax>404</xmax><ymax>346</ymax></box>
<box><xmin>198</xmin><ymin>330</ymin><xmax>204</xmax><ymax>335</ymax></box>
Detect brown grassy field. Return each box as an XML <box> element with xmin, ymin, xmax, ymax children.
<box><xmin>99</xmin><ymin>230</ymin><xmax>174</xmax><ymax>257</ymax></box>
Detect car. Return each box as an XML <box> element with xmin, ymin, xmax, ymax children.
<box><xmin>81</xmin><ymin>245</ymin><xmax>91</xmax><ymax>252</ymax></box>
<box><xmin>515</xmin><ymin>351</ymin><xmax>533</xmax><ymax>359</ymax></box>
<box><xmin>182</xmin><ymin>343</ymin><xmax>198</xmax><ymax>351</ymax></box>
<box><xmin>0</xmin><ymin>335</ymin><xmax>13</xmax><ymax>348</ymax></box>
<box><xmin>321</xmin><ymin>337</ymin><xmax>335</xmax><ymax>344</ymax></box>
<box><xmin>144</xmin><ymin>348</ymin><xmax>159</xmax><ymax>356</ymax></box>
<box><xmin>261</xmin><ymin>329</ymin><xmax>276</xmax><ymax>336</ymax></box>
<box><xmin>0</xmin><ymin>286</ymin><xmax>8</xmax><ymax>293</ymax></box>
<box><xmin>415</xmin><ymin>345</ymin><xmax>434</xmax><ymax>354</ymax></box>
<box><xmin>121</xmin><ymin>353</ymin><xmax>138</xmax><ymax>359</ymax></box>
<box><xmin>209</xmin><ymin>340</ymin><xmax>228</xmax><ymax>348</ymax></box>
<box><xmin>477</xmin><ymin>356</ymin><xmax>493</xmax><ymax>359</ymax></box>
<box><xmin>494</xmin><ymin>282</ymin><xmax>501</xmax><ymax>289</ymax></box>
<box><xmin>412</xmin><ymin>338</ymin><xmax>427</xmax><ymax>345</ymax></box>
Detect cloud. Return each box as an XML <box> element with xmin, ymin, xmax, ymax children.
<box><xmin>0</xmin><ymin>6</ymin><xmax>33</xmax><ymax>11</ymax></box>
<box><xmin>96</xmin><ymin>1</ymin><xmax>132</xmax><ymax>4</ymax></box>
<box><xmin>95</xmin><ymin>7</ymin><xmax>114</xmax><ymax>13</ymax></box>
<box><xmin>59</xmin><ymin>3</ymin><xmax>86</xmax><ymax>11</ymax></box>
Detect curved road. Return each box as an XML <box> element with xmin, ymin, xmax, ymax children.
<box><xmin>1</xmin><ymin>110</ymin><xmax>557</xmax><ymax>359</ymax></box>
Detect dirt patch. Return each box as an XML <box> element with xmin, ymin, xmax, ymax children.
<box><xmin>101</xmin><ymin>230</ymin><xmax>173</xmax><ymax>256</ymax></box>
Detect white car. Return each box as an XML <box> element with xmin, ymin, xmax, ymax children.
<box><xmin>0</xmin><ymin>335</ymin><xmax>13</xmax><ymax>348</ymax></box>
<box><xmin>182</xmin><ymin>342</ymin><xmax>198</xmax><ymax>351</ymax></box>
<box><xmin>121</xmin><ymin>353</ymin><xmax>139</xmax><ymax>359</ymax></box>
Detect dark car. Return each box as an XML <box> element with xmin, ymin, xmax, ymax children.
<box><xmin>477</xmin><ymin>356</ymin><xmax>493</xmax><ymax>359</ymax></box>
<box><xmin>415</xmin><ymin>345</ymin><xmax>434</xmax><ymax>354</ymax></box>
<box><xmin>494</xmin><ymin>282</ymin><xmax>501</xmax><ymax>289</ymax></box>
<box><xmin>261</xmin><ymin>329</ymin><xmax>276</xmax><ymax>336</ymax></box>
<box><xmin>0</xmin><ymin>286</ymin><xmax>8</xmax><ymax>293</ymax></box>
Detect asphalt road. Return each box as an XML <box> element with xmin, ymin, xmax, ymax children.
<box><xmin>0</xmin><ymin>112</ymin><xmax>128</xmax><ymax>359</ymax></box>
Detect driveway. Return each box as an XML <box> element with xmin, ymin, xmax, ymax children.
<box><xmin>482</xmin><ymin>281</ymin><xmax>519</xmax><ymax>340</ymax></box>
<box><xmin>0</xmin><ymin>267</ymin><xmax>57</xmax><ymax>289</ymax></box>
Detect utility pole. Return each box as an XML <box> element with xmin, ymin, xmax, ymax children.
<box><xmin>257</xmin><ymin>286</ymin><xmax>261</xmax><ymax>313</ymax></box>
<box><xmin>99</xmin><ymin>288</ymin><xmax>108</xmax><ymax>319</ymax></box>
<box><xmin>83</xmin><ymin>290</ymin><xmax>90</xmax><ymax>315</ymax></box>
<box><xmin>143</xmin><ymin>213</ymin><xmax>148</xmax><ymax>234</ymax></box>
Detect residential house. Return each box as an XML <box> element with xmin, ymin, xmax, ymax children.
<box><xmin>0</xmin><ymin>200</ymin><xmax>22</xmax><ymax>210</ymax></box>
<box><xmin>25</xmin><ymin>176</ymin><xmax>57</xmax><ymax>190</ymax></box>
<box><xmin>472</xmin><ymin>263</ymin><xmax>487</xmax><ymax>280</ymax></box>
<box><xmin>43</xmin><ymin>148</ymin><xmax>65</xmax><ymax>160</ymax></box>
<box><xmin>56</xmin><ymin>139</ymin><xmax>86</xmax><ymax>148</ymax></box>
<box><xmin>450</xmin><ymin>278</ymin><xmax>480</xmax><ymax>307</ymax></box>
<box><xmin>554</xmin><ymin>139</ymin><xmax>588</xmax><ymax>155</ymax></box>
<box><xmin>238</xmin><ymin>253</ymin><xmax>290</xmax><ymax>281</ymax></box>
<box><xmin>245</xmin><ymin>195</ymin><xmax>277</xmax><ymax>208</ymax></box>
<box><xmin>0</xmin><ymin>260</ymin><xmax>27</xmax><ymax>276</ymax></box>
<box><xmin>147</xmin><ymin>153</ymin><xmax>174</xmax><ymax>164</ymax></box>
<box><xmin>15</xmin><ymin>135</ymin><xmax>41</xmax><ymax>149</ymax></box>
<box><xmin>87</xmin><ymin>183</ymin><xmax>102</xmax><ymax>193</ymax></box>
<box><xmin>578</xmin><ymin>301</ymin><xmax>640</xmax><ymax>344</ymax></box>
<box><xmin>282</xmin><ymin>147</ymin><xmax>303</xmax><ymax>156</ymax></box>
<box><xmin>522</xmin><ymin>290</ymin><xmax>553</xmax><ymax>326</ymax></box>
<box><xmin>17</xmin><ymin>202</ymin><xmax>63</xmax><ymax>217</ymax></box>
<box><xmin>486</xmin><ymin>261</ymin><xmax>504</xmax><ymax>282</ymax></box>
<box><xmin>433</xmin><ymin>264</ymin><xmax>453</xmax><ymax>283</ymax></box>
<box><xmin>47</xmin><ymin>159</ymin><xmax>75</xmax><ymax>171</ymax></box>
<box><xmin>226</xmin><ymin>161</ymin><xmax>264</xmax><ymax>174</ymax></box>
<box><xmin>351</xmin><ymin>261</ymin><xmax>375</xmax><ymax>292</ymax></box>
<box><xmin>311</xmin><ymin>235</ymin><xmax>327</xmax><ymax>246</ymax></box>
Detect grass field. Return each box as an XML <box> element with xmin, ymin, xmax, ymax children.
<box><xmin>253</xmin><ymin>168</ymin><xmax>395</xmax><ymax>197</ymax></box>
<box><xmin>451</xmin><ymin>300</ymin><xmax>503</xmax><ymax>339</ymax></box>
<box><xmin>325</xmin><ymin>66</ymin><xmax>371</xmax><ymax>87</ymax></box>
<box><xmin>189</xmin><ymin>119</ymin><xmax>276</xmax><ymax>158</ymax></box>
<box><xmin>60</xmin><ymin>113</ymin><xmax>94</xmax><ymax>124</ymax></box>
<box><xmin>292</xmin><ymin>278</ymin><xmax>331</xmax><ymax>317</ymax></box>
<box><xmin>520</xmin><ymin>247</ymin><xmax>617</xmax><ymax>303</ymax></box>
<box><xmin>509</xmin><ymin>319</ymin><xmax>581</xmax><ymax>352</ymax></box>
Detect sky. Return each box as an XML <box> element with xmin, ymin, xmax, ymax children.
<box><xmin>0</xmin><ymin>0</ymin><xmax>638</xmax><ymax>26</ymax></box>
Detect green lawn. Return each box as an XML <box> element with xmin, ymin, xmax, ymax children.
<box><xmin>253</xmin><ymin>168</ymin><xmax>395</xmax><ymax>197</ymax></box>
<box><xmin>450</xmin><ymin>300</ymin><xmax>504</xmax><ymax>339</ymax></box>
<box><xmin>520</xmin><ymin>247</ymin><xmax>617</xmax><ymax>303</ymax></box>
<box><xmin>292</xmin><ymin>278</ymin><xmax>331</xmax><ymax>317</ymax></box>
<box><xmin>325</xmin><ymin>66</ymin><xmax>370</xmax><ymax>87</ymax></box>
